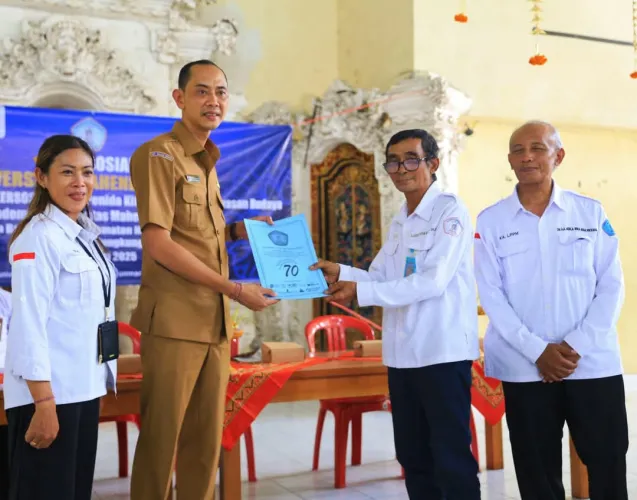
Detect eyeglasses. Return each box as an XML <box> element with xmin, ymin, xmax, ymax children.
<box><xmin>383</xmin><ymin>157</ymin><xmax>429</xmax><ymax>174</ymax></box>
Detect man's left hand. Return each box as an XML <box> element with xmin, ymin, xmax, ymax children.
<box><xmin>560</xmin><ymin>340</ymin><xmax>581</xmax><ymax>362</ymax></box>
<box><xmin>540</xmin><ymin>341</ymin><xmax>581</xmax><ymax>383</ymax></box>
<box><xmin>232</xmin><ymin>216</ymin><xmax>274</xmax><ymax>240</ymax></box>
<box><xmin>325</xmin><ymin>281</ymin><xmax>357</xmax><ymax>304</ymax></box>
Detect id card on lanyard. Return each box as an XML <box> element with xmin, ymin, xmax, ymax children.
<box><xmin>76</xmin><ymin>238</ymin><xmax>120</xmax><ymax>364</ymax></box>
<box><xmin>404</xmin><ymin>249</ymin><xmax>417</xmax><ymax>277</ymax></box>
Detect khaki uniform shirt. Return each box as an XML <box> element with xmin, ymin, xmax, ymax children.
<box><xmin>129</xmin><ymin>120</ymin><xmax>230</xmax><ymax>344</ymax></box>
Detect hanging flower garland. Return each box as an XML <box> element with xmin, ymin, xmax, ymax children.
<box><xmin>454</xmin><ymin>0</ymin><xmax>468</xmax><ymax>23</ymax></box>
<box><xmin>631</xmin><ymin>0</ymin><xmax>637</xmax><ymax>78</ymax></box>
<box><xmin>529</xmin><ymin>0</ymin><xmax>547</xmax><ymax>66</ymax></box>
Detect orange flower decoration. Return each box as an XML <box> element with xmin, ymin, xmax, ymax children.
<box><xmin>454</xmin><ymin>13</ymin><xmax>468</xmax><ymax>23</ymax></box>
<box><xmin>631</xmin><ymin>71</ymin><xmax>637</xmax><ymax>79</ymax></box>
<box><xmin>529</xmin><ymin>54</ymin><xmax>548</xmax><ymax>66</ymax></box>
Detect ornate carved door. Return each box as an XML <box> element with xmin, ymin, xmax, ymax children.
<box><xmin>311</xmin><ymin>143</ymin><xmax>383</xmax><ymax>336</ymax></box>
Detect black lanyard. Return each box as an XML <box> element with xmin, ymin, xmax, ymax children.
<box><xmin>76</xmin><ymin>238</ymin><xmax>112</xmax><ymax>318</ymax></box>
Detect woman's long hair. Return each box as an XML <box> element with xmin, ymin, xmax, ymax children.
<box><xmin>8</xmin><ymin>135</ymin><xmax>95</xmax><ymax>248</ymax></box>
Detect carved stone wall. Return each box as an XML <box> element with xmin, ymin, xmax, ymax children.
<box><xmin>244</xmin><ymin>72</ymin><xmax>472</xmax><ymax>349</ymax></box>
<box><xmin>0</xmin><ymin>1</ymin><xmax>252</xmax><ymax>117</ymax></box>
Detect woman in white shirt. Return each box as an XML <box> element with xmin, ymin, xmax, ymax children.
<box><xmin>4</xmin><ymin>134</ymin><xmax>117</xmax><ymax>500</ymax></box>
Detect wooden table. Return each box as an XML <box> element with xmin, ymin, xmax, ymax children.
<box><xmin>0</xmin><ymin>360</ymin><xmax>590</xmax><ymax>499</ymax></box>
<box><xmin>219</xmin><ymin>360</ymin><xmax>389</xmax><ymax>499</ymax></box>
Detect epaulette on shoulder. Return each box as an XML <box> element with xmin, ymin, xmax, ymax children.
<box><xmin>435</xmin><ymin>192</ymin><xmax>458</xmax><ymax>208</ymax></box>
<box><xmin>148</xmin><ymin>131</ymin><xmax>178</xmax><ymax>149</ymax></box>
<box><xmin>134</xmin><ymin>132</ymin><xmax>179</xmax><ymax>163</ymax></box>
<box><xmin>563</xmin><ymin>189</ymin><xmax>601</xmax><ymax>207</ymax></box>
<box><xmin>477</xmin><ymin>197</ymin><xmax>507</xmax><ymax>220</ymax></box>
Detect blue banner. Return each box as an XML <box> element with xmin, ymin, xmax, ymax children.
<box><xmin>0</xmin><ymin>105</ymin><xmax>292</xmax><ymax>286</ymax></box>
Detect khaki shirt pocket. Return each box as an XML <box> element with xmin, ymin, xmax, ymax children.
<box><xmin>176</xmin><ymin>183</ymin><xmax>206</xmax><ymax>230</ymax></box>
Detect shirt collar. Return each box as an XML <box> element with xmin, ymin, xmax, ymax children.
<box><xmin>396</xmin><ymin>183</ymin><xmax>442</xmax><ymax>224</ymax></box>
<box><xmin>550</xmin><ymin>182</ymin><xmax>567</xmax><ymax>210</ymax></box>
<box><xmin>44</xmin><ymin>204</ymin><xmax>101</xmax><ymax>242</ymax></box>
<box><xmin>507</xmin><ymin>180</ymin><xmax>566</xmax><ymax>219</ymax></box>
<box><xmin>171</xmin><ymin>120</ymin><xmax>221</xmax><ymax>163</ymax></box>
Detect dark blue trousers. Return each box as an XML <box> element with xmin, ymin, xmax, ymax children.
<box><xmin>388</xmin><ymin>360</ymin><xmax>481</xmax><ymax>500</ymax></box>
<box><xmin>6</xmin><ymin>398</ymin><xmax>100</xmax><ymax>500</ymax></box>
<box><xmin>503</xmin><ymin>375</ymin><xmax>628</xmax><ymax>500</ymax></box>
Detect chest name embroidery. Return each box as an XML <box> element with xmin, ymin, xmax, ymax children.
<box><xmin>498</xmin><ymin>231</ymin><xmax>519</xmax><ymax>240</ymax></box>
<box><xmin>411</xmin><ymin>228</ymin><xmax>436</xmax><ymax>238</ymax></box>
<box><xmin>556</xmin><ymin>227</ymin><xmax>597</xmax><ymax>233</ymax></box>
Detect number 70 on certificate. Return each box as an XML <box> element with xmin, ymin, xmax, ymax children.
<box><xmin>280</xmin><ymin>262</ymin><xmax>300</xmax><ymax>278</ymax></box>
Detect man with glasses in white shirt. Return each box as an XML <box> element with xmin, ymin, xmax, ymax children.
<box><xmin>475</xmin><ymin>120</ymin><xmax>627</xmax><ymax>500</ymax></box>
<box><xmin>312</xmin><ymin>129</ymin><xmax>481</xmax><ymax>500</ymax></box>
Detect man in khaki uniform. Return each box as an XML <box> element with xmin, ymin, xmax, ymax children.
<box><xmin>128</xmin><ymin>60</ymin><xmax>278</xmax><ymax>500</ymax></box>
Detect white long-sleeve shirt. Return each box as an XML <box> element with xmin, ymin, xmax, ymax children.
<box><xmin>4</xmin><ymin>204</ymin><xmax>117</xmax><ymax>409</ymax></box>
<box><xmin>339</xmin><ymin>184</ymin><xmax>480</xmax><ymax>369</ymax></box>
<box><xmin>474</xmin><ymin>183</ymin><xmax>624</xmax><ymax>382</ymax></box>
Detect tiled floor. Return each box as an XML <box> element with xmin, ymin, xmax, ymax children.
<box><xmin>92</xmin><ymin>375</ymin><xmax>637</xmax><ymax>499</ymax></box>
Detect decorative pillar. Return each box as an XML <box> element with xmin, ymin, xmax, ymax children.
<box><xmin>241</xmin><ymin>103</ymin><xmax>306</xmax><ymax>351</ymax></box>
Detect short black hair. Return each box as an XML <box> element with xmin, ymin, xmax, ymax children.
<box><xmin>178</xmin><ymin>60</ymin><xmax>228</xmax><ymax>90</ymax></box>
<box><xmin>385</xmin><ymin>129</ymin><xmax>439</xmax><ymax>181</ymax></box>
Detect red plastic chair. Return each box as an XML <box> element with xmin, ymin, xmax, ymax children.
<box><xmin>305</xmin><ymin>315</ymin><xmax>388</xmax><ymax>488</ymax></box>
<box><xmin>306</xmin><ymin>314</ymin><xmax>481</xmax><ymax>488</ymax></box>
<box><xmin>98</xmin><ymin>321</ymin><xmax>141</xmax><ymax>478</ymax></box>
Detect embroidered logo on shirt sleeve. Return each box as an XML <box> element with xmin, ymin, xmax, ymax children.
<box><xmin>602</xmin><ymin>219</ymin><xmax>616</xmax><ymax>236</ymax></box>
<box><xmin>13</xmin><ymin>252</ymin><xmax>35</xmax><ymax>262</ymax></box>
<box><xmin>443</xmin><ymin>217</ymin><xmax>464</xmax><ymax>237</ymax></box>
<box><xmin>150</xmin><ymin>151</ymin><xmax>174</xmax><ymax>161</ymax></box>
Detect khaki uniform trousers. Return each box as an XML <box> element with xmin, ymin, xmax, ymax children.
<box><xmin>130</xmin><ymin>334</ymin><xmax>230</xmax><ymax>500</ymax></box>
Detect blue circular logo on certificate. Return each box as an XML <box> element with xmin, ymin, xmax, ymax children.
<box><xmin>268</xmin><ymin>230</ymin><xmax>289</xmax><ymax>246</ymax></box>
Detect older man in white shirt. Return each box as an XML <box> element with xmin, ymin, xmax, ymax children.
<box><xmin>475</xmin><ymin>120</ymin><xmax>627</xmax><ymax>500</ymax></box>
<box><xmin>312</xmin><ymin>129</ymin><xmax>481</xmax><ymax>500</ymax></box>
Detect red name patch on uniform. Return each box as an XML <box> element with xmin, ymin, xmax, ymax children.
<box><xmin>13</xmin><ymin>252</ymin><xmax>35</xmax><ymax>262</ymax></box>
<box><xmin>474</xmin><ymin>233</ymin><xmax>481</xmax><ymax>239</ymax></box>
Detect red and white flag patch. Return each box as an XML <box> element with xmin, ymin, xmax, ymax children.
<box><xmin>13</xmin><ymin>252</ymin><xmax>35</xmax><ymax>262</ymax></box>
